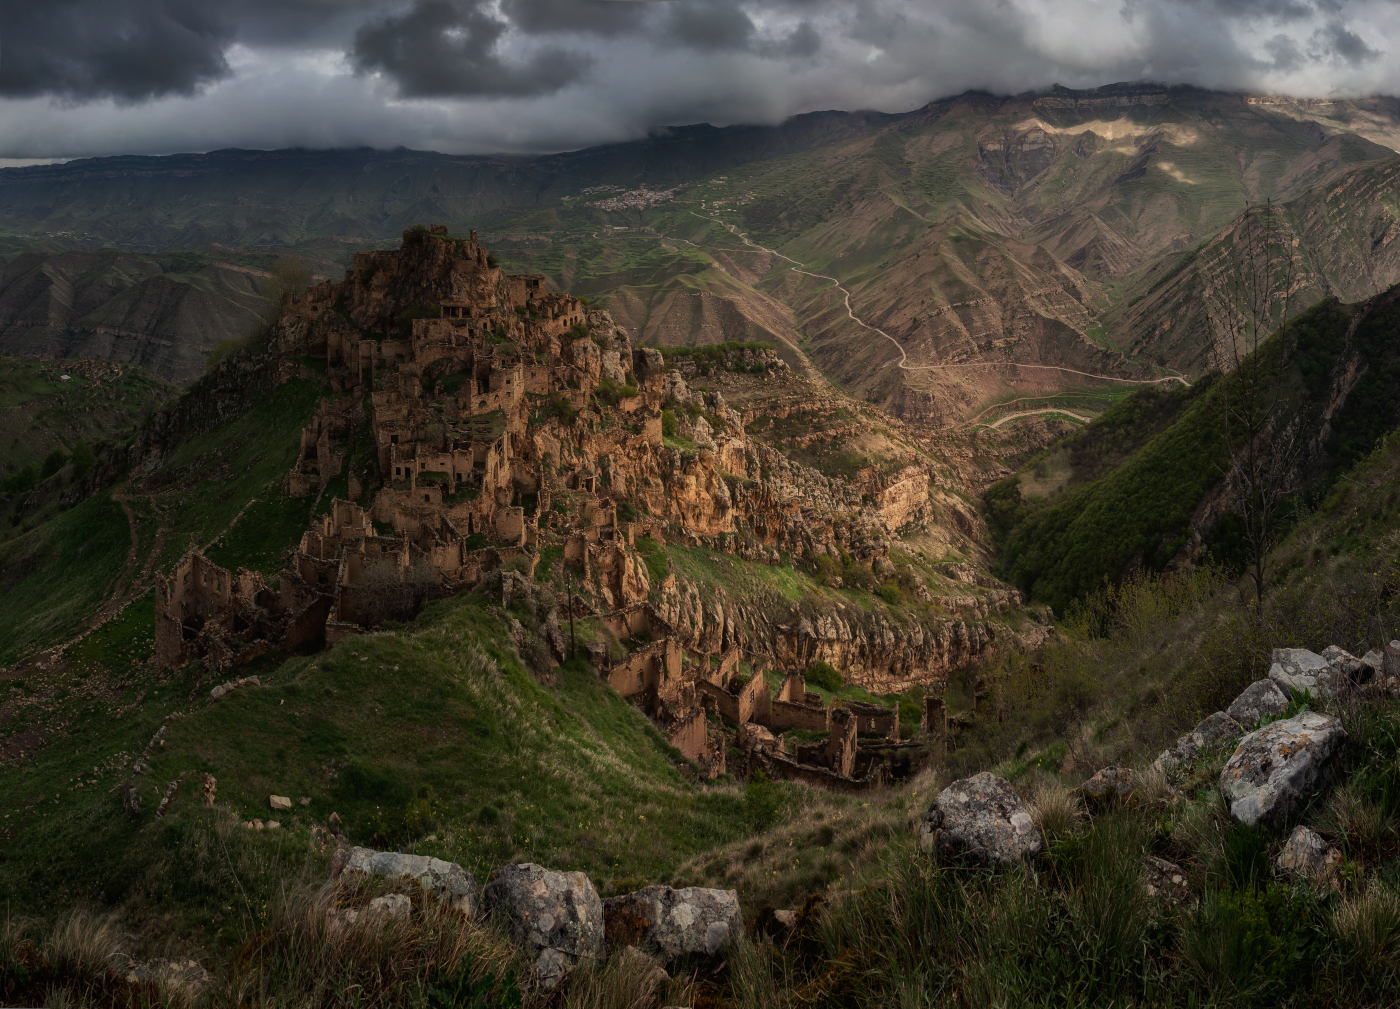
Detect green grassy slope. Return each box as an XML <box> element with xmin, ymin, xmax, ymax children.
<box><xmin>0</xmin><ymin>367</ymin><xmax>329</xmax><ymax>663</ymax></box>
<box><xmin>984</xmin><ymin>296</ymin><xmax>1373</xmax><ymax>612</ymax></box>
<box><xmin>0</xmin><ymin>581</ymin><xmax>767</xmax><ymax>954</ymax></box>
<box><xmin>0</xmin><ymin>355</ymin><xmax>176</xmax><ymax>475</ymax></box>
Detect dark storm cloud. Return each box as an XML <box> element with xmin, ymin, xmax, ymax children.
<box><xmin>1312</xmin><ymin>18</ymin><xmax>1382</xmax><ymax>63</ymax></box>
<box><xmin>0</xmin><ymin>0</ymin><xmax>234</xmax><ymax>101</ymax></box>
<box><xmin>0</xmin><ymin>0</ymin><xmax>1395</xmax><ymax>160</ymax></box>
<box><xmin>499</xmin><ymin>0</ymin><xmax>655</xmax><ymax>37</ymax></box>
<box><xmin>350</xmin><ymin>0</ymin><xmax>594</xmax><ymax>98</ymax></box>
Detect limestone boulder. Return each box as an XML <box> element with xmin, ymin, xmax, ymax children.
<box><xmin>1153</xmin><ymin>711</ymin><xmax>1244</xmax><ymax>771</ymax></box>
<box><xmin>1276</xmin><ymin>825</ymin><xmax>1342</xmax><ymax>883</ymax></box>
<box><xmin>1078</xmin><ymin>767</ymin><xmax>1135</xmax><ymax>809</ymax></box>
<box><xmin>917</xmin><ymin>772</ymin><xmax>1042</xmax><ymax>866</ymax></box>
<box><xmin>1219</xmin><ymin>712</ymin><xmax>1347</xmax><ymax>829</ymax></box>
<box><xmin>603</xmin><ymin>885</ymin><xmax>742</xmax><ymax>961</ymax></box>
<box><xmin>1224</xmin><ymin>679</ymin><xmax>1290</xmax><ymax>729</ymax></box>
<box><xmin>482</xmin><ymin>863</ymin><xmax>603</xmax><ymax>988</ymax></box>
<box><xmin>340</xmin><ymin>848</ymin><xmax>479</xmax><ymax>917</ymax></box>
<box><xmin>1268</xmin><ymin>648</ymin><xmax>1330</xmax><ymax>699</ymax></box>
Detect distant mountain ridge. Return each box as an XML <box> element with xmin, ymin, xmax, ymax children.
<box><xmin>0</xmin><ymin>82</ymin><xmax>1397</xmax><ymax>410</ymax></box>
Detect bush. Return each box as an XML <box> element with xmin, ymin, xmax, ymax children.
<box><xmin>69</xmin><ymin>441</ymin><xmax>95</xmax><ymax>482</ymax></box>
<box><xmin>40</xmin><ymin>449</ymin><xmax>68</xmax><ymax>479</ymax></box>
<box><xmin>806</xmin><ymin>660</ymin><xmax>843</xmax><ymax>692</ymax></box>
<box><xmin>661</xmin><ymin>409</ymin><xmax>679</xmax><ymax>437</ymax></box>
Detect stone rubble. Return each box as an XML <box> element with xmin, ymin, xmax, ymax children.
<box><xmin>340</xmin><ymin>847</ymin><xmax>479</xmax><ymax>917</ymax></box>
<box><xmin>1223</xmin><ymin>679</ymin><xmax>1290</xmax><ymax>730</ymax></box>
<box><xmin>1153</xmin><ymin>711</ymin><xmax>1244</xmax><ymax>772</ymax></box>
<box><xmin>1078</xmin><ymin>767</ymin><xmax>1136</xmax><ymax>809</ymax></box>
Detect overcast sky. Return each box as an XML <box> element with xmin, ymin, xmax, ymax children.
<box><xmin>0</xmin><ymin>0</ymin><xmax>1393</xmax><ymax>161</ymax></box>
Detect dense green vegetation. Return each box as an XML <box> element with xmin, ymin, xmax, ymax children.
<box><xmin>985</xmin><ymin>297</ymin><xmax>1378</xmax><ymax>613</ymax></box>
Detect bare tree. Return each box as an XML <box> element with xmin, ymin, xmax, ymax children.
<box><xmin>1206</xmin><ymin>201</ymin><xmax>1307</xmax><ymax>607</ymax></box>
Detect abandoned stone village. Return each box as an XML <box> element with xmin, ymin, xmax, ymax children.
<box><xmin>153</xmin><ymin>225</ymin><xmax>1030</xmax><ymax>791</ymax></box>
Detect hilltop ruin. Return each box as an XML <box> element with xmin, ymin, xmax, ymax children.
<box><xmin>154</xmin><ymin>224</ymin><xmax>1035</xmax><ymax>787</ymax></box>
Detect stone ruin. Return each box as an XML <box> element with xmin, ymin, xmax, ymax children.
<box><xmin>151</xmin><ymin>224</ymin><xmax>992</xmax><ymax>788</ymax></box>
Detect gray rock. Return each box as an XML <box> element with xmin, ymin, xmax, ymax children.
<box><xmin>1225</xmin><ymin>679</ymin><xmax>1290</xmax><ymax>729</ymax></box>
<box><xmin>1322</xmin><ymin>645</ymin><xmax>1374</xmax><ymax>690</ymax></box>
<box><xmin>1276</xmin><ymin>825</ymin><xmax>1342</xmax><ymax>882</ymax></box>
<box><xmin>603</xmin><ymin>885</ymin><xmax>742</xmax><ymax>961</ymax></box>
<box><xmin>1078</xmin><ymin>767</ymin><xmax>1135</xmax><ymax>808</ymax></box>
<box><xmin>1142</xmin><ymin>856</ymin><xmax>1192</xmax><ymax>906</ymax></box>
<box><xmin>1268</xmin><ymin>648</ymin><xmax>1329</xmax><ymax>699</ymax></box>
<box><xmin>483</xmin><ymin>863</ymin><xmax>603</xmax><ymax>988</ymax></box>
<box><xmin>368</xmin><ymin>893</ymin><xmax>411</xmax><ymax>918</ymax></box>
<box><xmin>917</xmin><ymin>772</ymin><xmax>1042</xmax><ymax>866</ymax></box>
<box><xmin>1219</xmin><ymin>711</ymin><xmax>1348</xmax><ymax>829</ymax></box>
<box><xmin>342</xmin><ymin>848</ymin><xmax>478</xmax><ymax>917</ymax></box>
<box><xmin>124</xmin><ymin>958</ymin><xmax>210</xmax><ymax>991</ymax></box>
<box><xmin>1153</xmin><ymin>711</ymin><xmax>1244</xmax><ymax>771</ymax></box>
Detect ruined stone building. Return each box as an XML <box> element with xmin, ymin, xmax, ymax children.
<box><xmin>153</xmin><ymin>224</ymin><xmax>1014</xmax><ymax>785</ymax></box>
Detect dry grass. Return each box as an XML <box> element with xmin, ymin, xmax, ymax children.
<box><xmin>1331</xmin><ymin>881</ymin><xmax>1400</xmax><ymax>969</ymax></box>
<box><xmin>1025</xmin><ymin>773</ymin><xmax>1084</xmax><ymax>840</ymax></box>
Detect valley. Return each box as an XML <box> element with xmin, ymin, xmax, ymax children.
<box><xmin>1</xmin><ymin>81</ymin><xmax>1400</xmax><ymax>1009</ymax></box>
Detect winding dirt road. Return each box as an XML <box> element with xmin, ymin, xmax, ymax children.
<box><xmin>690</xmin><ymin>212</ymin><xmax>1192</xmax><ymax>391</ymax></box>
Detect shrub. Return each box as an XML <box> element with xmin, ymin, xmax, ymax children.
<box><xmin>661</xmin><ymin>409</ymin><xmax>679</xmax><ymax>437</ymax></box>
<box><xmin>40</xmin><ymin>449</ymin><xmax>67</xmax><ymax>479</ymax></box>
<box><xmin>806</xmin><ymin>660</ymin><xmax>843</xmax><ymax>692</ymax></box>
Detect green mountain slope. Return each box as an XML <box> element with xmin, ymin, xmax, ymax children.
<box><xmin>987</xmin><ymin>287</ymin><xmax>1400</xmax><ymax>612</ymax></box>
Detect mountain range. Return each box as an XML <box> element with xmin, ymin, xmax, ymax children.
<box><xmin>1</xmin><ymin>83</ymin><xmax>1397</xmax><ymax>430</ymax></box>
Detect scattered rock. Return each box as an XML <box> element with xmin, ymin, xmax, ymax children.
<box><xmin>1078</xmin><ymin>767</ymin><xmax>1135</xmax><ymax>809</ymax></box>
<box><xmin>342</xmin><ymin>848</ymin><xmax>479</xmax><ymax>917</ymax></box>
<box><xmin>269</xmin><ymin>795</ymin><xmax>292</xmax><ymax>811</ymax></box>
<box><xmin>122</xmin><ymin>782</ymin><xmax>142</xmax><ymax>814</ymax></box>
<box><xmin>1276</xmin><ymin>825</ymin><xmax>1342</xmax><ymax>883</ymax></box>
<box><xmin>201</xmin><ymin>773</ymin><xmax>217</xmax><ymax>807</ymax></box>
<box><xmin>603</xmin><ymin>885</ymin><xmax>742</xmax><ymax>961</ymax></box>
<box><xmin>917</xmin><ymin>772</ymin><xmax>1043</xmax><ymax>866</ymax></box>
<box><xmin>1219</xmin><ymin>712</ymin><xmax>1347</xmax><ymax>829</ymax></box>
<box><xmin>1225</xmin><ymin>679</ymin><xmax>1290</xmax><ymax>729</ymax></box>
<box><xmin>1153</xmin><ymin>711</ymin><xmax>1244</xmax><ymax>771</ymax></box>
<box><xmin>265</xmin><ymin>820</ymin><xmax>280</xmax><ymax>830</ymax></box>
<box><xmin>1268</xmin><ymin>648</ymin><xmax>1329</xmax><ymax>699</ymax></box>
<box><xmin>483</xmin><ymin>863</ymin><xmax>603</xmax><ymax>988</ymax></box>
<box><xmin>209</xmin><ymin>675</ymin><xmax>261</xmax><ymax>702</ymax></box>
<box><xmin>1142</xmin><ymin>856</ymin><xmax>1192</xmax><ymax>906</ymax></box>
<box><xmin>123</xmin><ymin>958</ymin><xmax>210</xmax><ymax>991</ymax></box>
<box><xmin>297</xmin><ymin>796</ymin><xmax>311</xmax><ymax>806</ymax></box>
<box><xmin>368</xmin><ymin>893</ymin><xmax>412</xmax><ymax>918</ymax></box>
